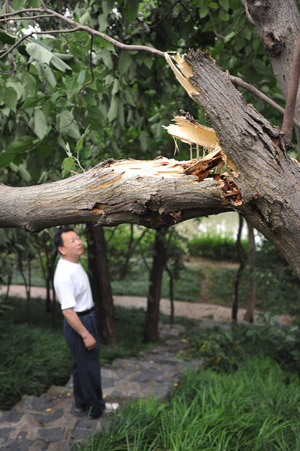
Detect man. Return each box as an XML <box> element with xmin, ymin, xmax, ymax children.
<box><xmin>53</xmin><ymin>226</ymin><xmax>118</xmax><ymax>419</ymax></box>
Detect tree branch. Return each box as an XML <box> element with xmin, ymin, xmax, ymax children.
<box><xmin>230</xmin><ymin>74</ymin><xmax>300</xmax><ymax>129</ymax></box>
<box><xmin>0</xmin><ymin>7</ymin><xmax>165</xmax><ymax>58</ymax></box>
<box><xmin>0</xmin><ymin>158</ymin><xmax>231</xmax><ymax>232</ymax></box>
<box><xmin>282</xmin><ymin>30</ymin><xmax>300</xmax><ymax>142</ymax></box>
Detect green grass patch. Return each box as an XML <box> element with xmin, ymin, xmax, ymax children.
<box><xmin>111</xmin><ymin>264</ymin><xmax>204</xmax><ymax>303</ymax></box>
<box><xmin>82</xmin><ymin>358</ymin><xmax>300</xmax><ymax>450</ymax></box>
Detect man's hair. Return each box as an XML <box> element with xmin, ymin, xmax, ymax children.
<box><xmin>53</xmin><ymin>227</ymin><xmax>74</xmax><ymax>251</ymax></box>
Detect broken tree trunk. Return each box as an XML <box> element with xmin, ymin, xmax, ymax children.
<box><xmin>165</xmin><ymin>50</ymin><xmax>300</xmax><ymax>279</ymax></box>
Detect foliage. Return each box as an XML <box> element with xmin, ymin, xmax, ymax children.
<box><xmin>0</xmin><ymin>322</ymin><xmax>71</xmax><ymax>410</ymax></box>
<box><xmin>83</xmin><ymin>358</ymin><xmax>300</xmax><ymax>450</ymax></box>
<box><xmin>0</xmin><ymin>0</ymin><xmax>283</xmax><ymax>186</ymax></box>
<box><xmin>111</xmin><ymin>262</ymin><xmax>204</xmax><ymax>303</ymax></box>
<box><xmin>0</xmin><ymin>296</ymin><xmax>194</xmax><ymax>409</ymax></box>
<box><xmin>185</xmin><ymin>320</ymin><xmax>300</xmax><ymax>374</ymax></box>
<box><xmin>188</xmin><ymin>233</ymin><xmax>248</xmax><ymax>261</ymax></box>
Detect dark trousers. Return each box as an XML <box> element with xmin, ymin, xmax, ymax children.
<box><xmin>63</xmin><ymin>311</ymin><xmax>105</xmax><ymax>417</ymax></box>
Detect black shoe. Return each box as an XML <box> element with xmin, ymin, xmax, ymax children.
<box><xmin>88</xmin><ymin>409</ymin><xmax>104</xmax><ymax>419</ymax></box>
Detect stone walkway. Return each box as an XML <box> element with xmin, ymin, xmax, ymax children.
<box><xmin>0</xmin><ymin>323</ymin><xmax>203</xmax><ymax>450</ymax></box>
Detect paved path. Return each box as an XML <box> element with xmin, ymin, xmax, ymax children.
<box><xmin>0</xmin><ymin>284</ymin><xmax>291</xmax><ymax>324</ymax></box>
<box><xmin>0</xmin><ymin>284</ymin><xmax>248</xmax><ymax>322</ymax></box>
<box><xmin>0</xmin><ymin>323</ymin><xmax>203</xmax><ymax>450</ymax></box>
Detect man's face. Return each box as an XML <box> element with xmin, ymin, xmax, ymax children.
<box><xmin>59</xmin><ymin>231</ymin><xmax>84</xmax><ymax>262</ymax></box>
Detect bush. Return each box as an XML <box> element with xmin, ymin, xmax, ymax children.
<box><xmin>185</xmin><ymin>320</ymin><xmax>300</xmax><ymax>375</ymax></box>
<box><xmin>188</xmin><ymin>234</ymin><xmax>248</xmax><ymax>261</ymax></box>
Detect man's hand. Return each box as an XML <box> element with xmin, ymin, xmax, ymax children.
<box><xmin>82</xmin><ymin>332</ymin><xmax>96</xmax><ymax>350</ymax></box>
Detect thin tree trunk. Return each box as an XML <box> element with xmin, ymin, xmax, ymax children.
<box><xmin>231</xmin><ymin>214</ymin><xmax>245</xmax><ymax>321</ymax></box>
<box><xmin>4</xmin><ymin>274</ymin><xmax>11</xmax><ymax>301</ymax></box>
<box><xmin>165</xmin><ymin>263</ymin><xmax>174</xmax><ymax>326</ymax></box>
<box><xmin>87</xmin><ymin>224</ymin><xmax>116</xmax><ymax>345</ymax></box>
<box><xmin>244</xmin><ymin>223</ymin><xmax>256</xmax><ymax>323</ymax></box>
<box><xmin>143</xmin><ymin>228</ymin><xmax>167</xmax><ymax>343</ymax></box>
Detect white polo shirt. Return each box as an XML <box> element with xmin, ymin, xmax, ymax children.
<box><xmin>54</xmin><ymin>258</ymin><xmax>94</xmax><ymax>312</ymax></box>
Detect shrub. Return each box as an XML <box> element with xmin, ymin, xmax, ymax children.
<box><xmin>188</xmin><ymin>234</ymin><xmax>248</xmax><ymax>261</ymax></box>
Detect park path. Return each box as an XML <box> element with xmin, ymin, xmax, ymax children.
<box><xmin>0</xmin><ymin>284</ymin><xmax>291</xmax><ymax>323</ymax></box>
<box><xmin>0</xmin><ymin>284</ymin><xmax>249</xmax><ymax>322</ymax></box>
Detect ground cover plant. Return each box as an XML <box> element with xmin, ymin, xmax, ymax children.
<box><xmin>82</xmin><ymin>357</ymin><xmax>300</xmax><ymax>450</ymax></box>
<box><xmin>0</xmin><ymin>296</ymin><xmax>195</xmax><ymax>410</ymax></box>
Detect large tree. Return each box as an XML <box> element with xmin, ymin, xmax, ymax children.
<box><xmin>1</xmin><ymin>0</ymin><xmax>300</xmax><ymax>280</ymax></box>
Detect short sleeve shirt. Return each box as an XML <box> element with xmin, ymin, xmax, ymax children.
<box><xmin>53</xmin><ymin>258</ymin><xmax>94</xmax><ymax>312</ymax></box>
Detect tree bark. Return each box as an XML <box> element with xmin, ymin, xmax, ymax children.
<box><xmin>177</xmin><ymin>49</ymin><xmax>300</xmax><ymax>279</ymax></box>
<box><xmin>246</xmin><ymin>0</ymin><xmax>300</xmax><ymax>141</ymax></box>
<box><xmin>87</xmin><ymin>224</ymin><xmax>116</xmax><ymax>345</ymax></box>
<box><xmin>143</xmin><ymin>228</ymin><xmax>167</xmax><ymax>343</ymax></box>
<box><xmin>0</xmin><ymin>158</ymin><xmax>230</xmax><ymax>232</ymax></box>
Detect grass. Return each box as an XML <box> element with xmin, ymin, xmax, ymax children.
<box><xmin>111</xmin><ymin>264</ymin><xmax>205</xmax><ymax>303</ymax></box>
<box><xmin>82</xmin><ymin>357</ymin><xmax>300</xmax><ymax>450</ymax></box>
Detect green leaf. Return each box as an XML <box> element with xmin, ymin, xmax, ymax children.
<box><xmin>124</xmin><ymin>0</ymin><xmax>139</xmax><ymax>23</ymax></box>
<box><xmin>42</xmin><ymin>65</ymin><xmax>57</xmax><ymax>87</ymax></box>
<box><xmin>219</xmin><ymin>0</ymin><xmax>229</xmax><ymax>11</ymax></box>
<box><xmin>79</xmin><ymin>10</ymin><xmax>91</xmax><ymax>25</ymax></box>
<box><xmin>107</xmin><ymin>96</ymin><xmax>119</xmax><ymax>122</ymax></box>
<box><xmin>61</xmin><ymin>156</ymin><xmax>75</xmax><ymax>171</ymax></box>
<box><xmin>76</xmin><ymin>125</ymin><xmax>90</xmax><ymax>152</ymax></box>
<box><xmin>22</xmin><ymin>72</ymin><xmax>38</xmax><ymax>96</ymax></box>
<box><xmin>94</xmin><ymin>36</ymin><xmax>115</xmax><ymax>51</ymax></box>
<box><xmin>21</xmin><ymin>96</ymin><xmax>42</xmax><ymax>109</ymax></box>
<box><xmin>97</xmin><ymin>13</ymin><xmax>109</xmax><ymax>32</ymax></box>
<box><xmin>26</xmin><ymin>42</ymin><xmax>53</xmax><ymax>65</ymax></box>
<box><xmin>18</xmin><ymin>164</ymin><xmax>31</xmax><ymax>182</ymax></box>
<box><xmin>3</xmin><ymin>87</ymin><xmax>18</xmax><ymax>112</ymax></box>
<box><xmin>34</xmin><ymin>109</ymin><xmax>48</xmax><ymax>140</ymax></box>
<box><xmin>199</xmin><ymin>6</ymin><xmax>209</xmax><ymax>18</ymax></box>
<box><xmin>111</xmin><ymin>79</ymin><xmax>120</xmax><ymax>95</ymax></box>
<box><xmin>0</xmin><ymin>31</ymin><xmax>16</xmax><ymax>45</ymax></box>
<box><xmin>119</xmin><ymin>51</ymin><xmax>132</xmax><ymax>76</ymax></box>
<box><xmin>101</xmin><ymin>50</ymin><xmax>113</xmax><ymax>69</ymax></box>
<box><xmin>209</xmin><ymin>2</ymin><xmax>219</xmax><ymax>10</ymax></box>
<box><xmin>61</xmin><ymin>156</ymin><xmax>75</xmax><ymax>177</ymax></box>
<box><xmin>0</xmin><ymin>136</ymin><xmax>34</xmax><ymax>168</ymax></box>
<box><xmin>220</xmin><ymin>9</ymin><xmax>230</xmax><ymax>21</ymax></box>
<box><xmin>51</xmin><ymin>54</ymin><xmax>72</xmax><ymax>72</ymax></box>
<box><xmin>6</xmin><ymin>81</ymin><xmax>23</xmax><ymax>100</ymax></box>
<box><xmin>224</xmin><ymin>31</ymin><xmax>235</xmax><ymax>42</ymax></box>
<box><xmin>77</xmin><ymin>70</ymin><xmax>86</xmax><ymax>85</ymax></box>
<box><xmin>58</xmin><ymin>111</ymin><xmax>81</xmax><ymax>140</ymax></box>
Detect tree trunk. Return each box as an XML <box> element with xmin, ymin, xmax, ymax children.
<box><xmin>87</xmin><ymin>224</ymin><xmax>116</xmax><ymax>345</ymax></box>
<box><xmin>231</xmin><ymin>214</ymin><xmax>245</xmax><ymax>322</ymax></box>
<box><xmin>246</xmin><ymin>0</ymin><xmax>300</xmax><ymax>145</ymax></box>
<box><xmin>143</xmin><ymin>228</ymin><xmax>167</xmax><ymax>343</ymax></box>
<box><xmin>244</xmin><ymin>223</ymin><xmax>256</xmax><ymax>323</ymax></box>
<box><xmin>165</xmin><ymin>263</ymin><xmax>175</xmax><ymax>326</ymax></box>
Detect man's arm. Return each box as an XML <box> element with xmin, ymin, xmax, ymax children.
<box><xmin>62</xmin><ymin>308</ymin><xmax>96</xmax><ymax>350</ymax></box>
